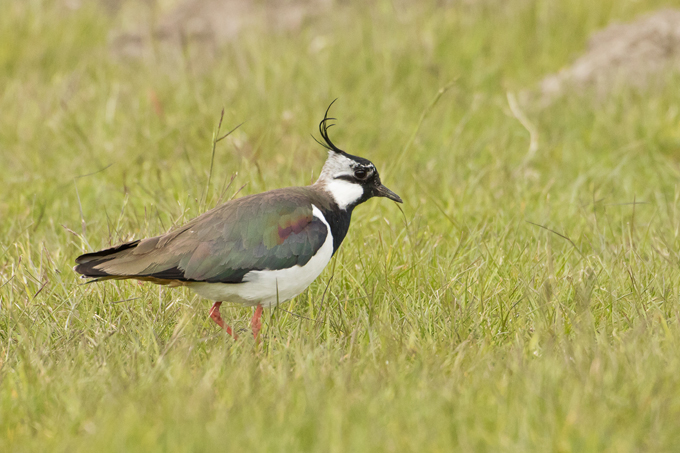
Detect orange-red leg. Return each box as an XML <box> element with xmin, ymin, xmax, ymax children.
<box><xmin>209</xmin><ymin>301</ymin><xmax>238</xmax><ymax>340</ymax></box>
<box><xmin>251</xmin><ymin>304</ymin><xmax>263</xmax><ymax>341</ymax></box>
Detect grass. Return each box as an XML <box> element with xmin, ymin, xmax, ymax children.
<box><xmin>2</xmin><ymin>0</ymin><xmax>680</xmax><ymax>450</ymax></box>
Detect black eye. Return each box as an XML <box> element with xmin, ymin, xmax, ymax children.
<box><xmin>354</xmin><ymin>168</ymin><xmax>368</xmax><ymax>180</ymax></box>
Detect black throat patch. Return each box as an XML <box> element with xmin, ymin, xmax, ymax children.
<box><xmin>318</xmin><ymin>205</ymin><xmax>354</xmax><ymax>255</ymax></box>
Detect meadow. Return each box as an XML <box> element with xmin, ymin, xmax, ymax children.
<box><xmin>2</xmin><ymin>0</ymin><xmax>680</xmax><ymax>451</ymax></box>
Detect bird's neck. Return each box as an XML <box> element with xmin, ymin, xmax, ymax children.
<box><xmin>318</xmin><ymin>204</ymin><xmax>354</xmax><ymax>256</ymax></box>
<box><xmin>306</xmin><ymin>184</ymin><xmax>355</xmax><ymax>256</ymax></box>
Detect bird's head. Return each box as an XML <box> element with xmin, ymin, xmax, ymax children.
<box><xmin>314</xmin><ymin>103</ymin><xmax>402</xmax><ymax>210</ymax></box>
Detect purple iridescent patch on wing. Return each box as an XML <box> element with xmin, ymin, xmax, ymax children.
<box><xmin>277</xmin><ymin>215</ymin><xmax>312</xmax><ymax>244</ymax></box>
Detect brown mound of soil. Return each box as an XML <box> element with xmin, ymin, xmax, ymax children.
<box><xmin>540</xmin><ymin>8</ymin><xmax>680</xmax><ymax>102</ymax></box>
<box><xmin>110</xmin><ymin>0</ymin><xmax>332</xmax><ymax>59</ymax></box>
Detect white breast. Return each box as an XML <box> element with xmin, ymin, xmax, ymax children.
<box><xmin>188</xmin><ymin>205</ymin><xmax>334</xmax><ymax>308</ymax></box>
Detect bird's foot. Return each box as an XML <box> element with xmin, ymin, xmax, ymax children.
<box><xmin>209</xmin><ymin>301</ymin><xmax>238</xmax><ymax>340</ymax></box>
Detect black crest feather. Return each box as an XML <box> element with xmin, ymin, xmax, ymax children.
<box><xmin>313</xmin><ymin>99</ymin><xmax>346</xmax><ymax>154</ymax></box>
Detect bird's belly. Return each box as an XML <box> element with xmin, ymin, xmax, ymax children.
<box><xmin>188</xmin><ymin>222</ymin><xmax>334</xmax><ymax>308</ymax></box>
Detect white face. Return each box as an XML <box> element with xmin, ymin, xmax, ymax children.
<box><xmin>316</xmin><ymin>152</ymin><xmax>376</xmax><ymax>209</ymax></box>
<box><xmin>324</xmin><ymin>178</ymin><xmax>364</xmax><ymax>209</ymax></box>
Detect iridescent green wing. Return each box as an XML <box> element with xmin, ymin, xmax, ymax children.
<box><xmin>75</xmin><ymin>188</ymin><xmax>329</xmax><ymax>283</ymax></box>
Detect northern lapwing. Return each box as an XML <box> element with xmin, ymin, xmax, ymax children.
<box><xmin>74</xmin><ymin>104</ymin><xmax>402</xmax><ymax>339</ymax></box>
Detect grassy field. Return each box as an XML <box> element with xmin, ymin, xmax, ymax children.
<box><xmin>2</xmin><ymin>0</ymin><xmax>680</xmax><ymax>451</ymax></box>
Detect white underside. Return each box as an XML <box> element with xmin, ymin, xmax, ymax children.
<box><xmin>188</xmin><ymin>205</ymin><xmax>334</xmax><ymax>308</ymax></box>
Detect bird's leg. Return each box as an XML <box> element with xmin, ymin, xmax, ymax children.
<box><xmin>251</xmin><ymin>304</ymin><xmax>263</xmax><ymax>341</ymax></box>
<box><xmin>209</xmin><ymin>301</ymin><xmax>238</xmax><ymax>340</ymax></box>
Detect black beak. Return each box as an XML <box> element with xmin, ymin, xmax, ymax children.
<box><xmin>375</xmin><ymin>184</ymin><xmax>403</xmax><ymax>203</ymax></box>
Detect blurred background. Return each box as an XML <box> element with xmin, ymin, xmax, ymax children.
<box><xmin>3</xmin><ymin>0</ymin><xmax>680</xmax><ymax>239</ymax></box>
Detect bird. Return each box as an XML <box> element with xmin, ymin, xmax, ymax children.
<box><xmin>74</xmin><ymin>103</ymin><xmax>402</xmax><ymax>340</ymax></box>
